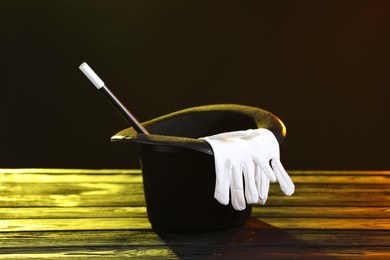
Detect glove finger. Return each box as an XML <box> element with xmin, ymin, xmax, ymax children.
<box><xmin>255</xmin><ymin>163</ymin><xmax>261</xmax><ymax>200</ymax></box>
<box><xmin>230</xmin><ymin>164</ymin><xmax>246</xmax><ymax>211</ymax></box>
<box><xmin>242</xmin><ymin>161</ymin><xmax>258</xmax><ymax>204</ymax></box>
<box><xmin>258</xmin><ymin>171</ymin><xmax>270</xmax><ymax>205</ymax></box>
<box><xmin>213</xmin><ymin>160</ymin><xmax>231</xmax><ymax>205</ymax></box>
<box><xmin>254</xmin><ymin>157</ymin><xmax>276</xmax><ymax>182</ymax></box>
<box><xmin>271</xmin><ymin>159</ymin><xmax>295</xmax><ymax>196</ymax></box>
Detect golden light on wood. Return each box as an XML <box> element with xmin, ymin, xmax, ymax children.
<box><xmin>0</xmin><ymin>168</ymin><xmax>389</xmax><ymax>258</ymax></box>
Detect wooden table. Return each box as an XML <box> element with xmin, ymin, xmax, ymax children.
<box><xmin>0</xmin><ymin>169</ymin><xmax>389</xmax><ymax>259</ymax></box>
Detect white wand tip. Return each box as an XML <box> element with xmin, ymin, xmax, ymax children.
<box><xmin>79</xmin><ymin>62</ymin><xmax>105</xmax><ymax>89</ymax></box>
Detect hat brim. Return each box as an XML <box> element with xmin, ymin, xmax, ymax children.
<box><xmin>111</xmin><ymin>104</ymin><xmax>286</xmax><ymax>155</ymax></box>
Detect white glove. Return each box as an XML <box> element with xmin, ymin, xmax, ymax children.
<box><xmin>201</xmin><ymin>128</ymin><xmax>294</xmax><ymax>211</ymax></box>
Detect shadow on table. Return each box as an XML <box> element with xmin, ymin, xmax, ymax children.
<box><xmin>154</xmin><ymin>217</ymin><xmax>337</xmax><ymax>259</ymax></box>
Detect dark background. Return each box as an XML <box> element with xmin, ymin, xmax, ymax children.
<box><xmin>0</xmin><ymin>0</ymin><xmax>388</xmax><ymax>170</ymax></box>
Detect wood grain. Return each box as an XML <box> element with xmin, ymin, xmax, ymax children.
<box><xmin>0</xmin><ymin>168</ymin><xmax>389</xmax><ymax>259</ymax></box>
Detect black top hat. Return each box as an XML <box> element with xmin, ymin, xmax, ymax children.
<box><xmin>110</xmin><ymin>104</ymin><xmax>287</xmax><ymax>231</ymax></box>
<box><xmin>111</xmin><ymin>104</ymin><xmax>286</xmax><ymax>154</ymax></box>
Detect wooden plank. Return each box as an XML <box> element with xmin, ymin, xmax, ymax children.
<box><xmin>1</xmin><ymin>216</ymin><xmax>389</xmax><ymax>232</ymax></box>
<box><xmin>1</xmin><ymin>173</ymin><xmax>389</xmax><ymax>184</ymax></box>
<box><xmin>0</xmin><ymin>182</ymin><xmax>385</xmax><ymax>195</ymax></box>
<box><xmin>0</xmin><ymin>218</ymin><xmax>151</xmax><ymax>232</ymax></box>
<box><xmin>0</xmin><ymin>183</ymin><xmax>145</xmax><ymax>195</ymax></box>
<box><xmin>0</xmin><ymin>174</ymin><xmax>142</xmax><ymax>183</ymax></box>
<box><xmin>254</xmin><ymin>217</ymin><xmax>390</xmax><ymax>230</ymax></box>
<box><xmin>0</xmin><ymin>183</ymin><xmax>144</xmax><ymax>197</ymax></box>
<box><xmin>253</xmin><ymin>206</ymin><xmax>390</xmax><ymax>218</ymax></box>
<box><xmin>0</xmin><ymin>227</ymin><xmax>389</xmax><ymax>259</ymax></box>
<box><xmin>263</xmin><ymin>194</ymin><xmax>390</xmax><ymax>207</ymax></box>
<box><xmin>0</xmin><ymin>206</ymin><xmax>388</xmax><ymax>220</ymax></box>
<box><xmin>0</xmin><ymin>182</ymin><xmax>388</xmax><ymax>207</ymax></box>
<box><xmin>2</xmin><ymin>183</ymin><xmax>387</xmax><ymax>197</ymax></box>
<box><xmin>288</xmin><ymin>170</ymin><xmax>390</xmax><ymax>176</ymax></box>
<box><xmin>0</xmin><ymin>247</ymin><xmax>389</xmax><ymax>259</ymax></box>
<box><xmin>0</xmin><ymin>183</ymin><xmax>146</xmax><ymax>207</ymax></box>
<box><xmin>0</xmin><ymin>181</ymin><xmax>387</xmax><ymax>195</ymax></box>
<box><xmin>0</xmin><ymin>193</ymin><xmax>387</xmax><ymax>207</ymax></box>
<box><xmin>1</xmin><ymin>229</ymin><xmax>389</xmax><ymax>248</ymax></box>
<box><xmin>0</xmin><ymin>195</ymin><xmax>145</xmax><ymax>207</ymax></box>
<box><xmin>0</xmin><ymin>247</ymin><xmax>178</xmax><ymax>259</ymax></box>
<box><xmin>1</xmin><ymin>169</ymin><xmax>389</xmax><ymax>176</ymax></box>
<box><xmin>0</xmin><ymin>207</ymin><xmax>147</xmax><ymax>219</ymax></box>
<box><xmin>2</xmin><ymin>183</ymin><xmax>388</xmax><ymax>206</ymax></box>
<box><xmin>0</xmin><ymin>230</ymin><xmax>389</xmax><ymax>259</ymax></box>
<box><xmin>0</xmin><ymin>230</ymin><xmax>163</xmax><ymax>248</ymax></box>
<box><xmin>290</xmin><ymin>175</ymin><xmax>390</xmax><ymax>184</ymax></box>
<box><xmin>0</xmin><ymin>168</ymin><xmax>141</xmax><ymax>175</ymax></box>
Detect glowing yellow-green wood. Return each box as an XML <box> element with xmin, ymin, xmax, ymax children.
<box><xmin>0</xmin><ymin>169</ymin><xmax>389</xmax><ymax>259</ymax></box>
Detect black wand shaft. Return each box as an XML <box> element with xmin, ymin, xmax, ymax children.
<box><xmin>100</xmin><ymin>85</ymin><xmax>149</xmax><ymax>135</ymax></box>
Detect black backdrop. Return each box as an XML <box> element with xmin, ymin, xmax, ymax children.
<box><xmin>1</xmin><ymin>0</ymin><xmax>388</xmax><ymax>170</ymax></box>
